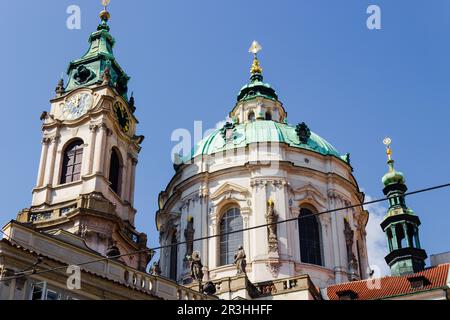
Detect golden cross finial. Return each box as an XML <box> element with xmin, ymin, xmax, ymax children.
<box><xmin>383</xmin><ymin>137</ymin><xmax>394</xmax><ymax>171</ymax></box>
<box><xmin>99</xmin><ymin>0</ymin><xmax>111</xmax><ymax>22</ymax></box>
<box><xmin>249</xmin><ymin>41</ymin><xmax>263</xmax><ymax>74</ymax></box>
<box><xmin>249</xmin><ymin>41</ymin><xmax>262</xmax><ymax>56</ymax></box>
<box><xmin>101</xmin><ymin>0</ymin><xmax>111</xmax><ymax>10</ymax></box>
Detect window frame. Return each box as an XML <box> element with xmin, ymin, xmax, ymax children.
<box><xmin>108</xmin><ymin>148</ymin><xmax>123</xmax><ymax>196</ymax></box>
<box><xmin>298</xmin><ymin>207</ymin><xmax>323</xmax><ymax>266</ymax></box>
<box><xmin>219</xmin><ymin>206</ymin><xmax>243</xmax><ymax>266</ymax></box>
<box><xmin>60</xmin><ymin>139</ymin><xmax>84</xmax><ymax>185</ymax></box>
<box><xmin>247</xmin><ymin>111</ymin><xmax>255</xmax><ymax>122</ymax></box>
<box><xmin>30</xmin><ymin>282</ymin><xmax>61</xmax><ymax>301</ymax></box>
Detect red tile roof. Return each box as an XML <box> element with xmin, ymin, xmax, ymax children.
<box><xmin>327</xmin><ymin>264</ymin><xmax>450</xmax><ymax>300</ymax></box>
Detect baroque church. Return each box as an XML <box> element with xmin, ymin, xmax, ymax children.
<box><xmin>0</xmin><ymin>4</ymin><xmax>448</xmax><ymax>300</ymax></box>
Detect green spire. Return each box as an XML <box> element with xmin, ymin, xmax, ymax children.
<box><xmin>63</xmin><ymin>3</ymin><xmax>130</xmax><ymax>100</ymax></box>
<box><xmin>380</xmin><ymin>138</ymin><xmax>427</xmax><ymax>276</ymax></box>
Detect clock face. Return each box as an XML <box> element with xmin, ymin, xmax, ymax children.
<box><xmin>113</xmin><ymin>101</ymin><xmax>130</xmax><ymax>133</ymax></box>
<box><xmin>61</xmin><ymin>93</ymin><xmax>93</xmax><ymax>120</ymax></box>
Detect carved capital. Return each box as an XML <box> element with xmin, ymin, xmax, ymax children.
<box><xmin>89</xmin><ymin>124</ymin><xmax>100</xmax><ymax>133</ymax></box>
<box><xmin>51</xmin><ymin>134</ymin><xmax>61</xmax><ymax>144</ymax></box>
<box><xmin>128</xmin><ymin>153</ymin><xmax>138</xmax><ymax>166</ymax></box>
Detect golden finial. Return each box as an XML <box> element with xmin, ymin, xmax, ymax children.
<box><xmin>383</xmin><ymin>137</ymin><xmax>394</xmax><ymax>171</ymax></box>
<box><xmin>267</xmin><ymin>199</ymin><xmax>274</xmax><ymax>207</ymax></box>
<box><xmin>249</xmin><ymin>40</ymin><xmax>263</xmax><ymax>74</ymax></box>
<box><xmin>100</xmin><ymin>0</ymin><xmax>111</xmax><ymax>21</ymax></box>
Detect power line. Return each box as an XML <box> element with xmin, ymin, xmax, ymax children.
<box><xmin>1</xmin><ymin>182</ymin><xmax>449</xmax><ymax>283</ymax></box>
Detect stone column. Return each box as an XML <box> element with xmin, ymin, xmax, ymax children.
<box><xmin>240</xmin><ymin>208</ymin><xmax>251</xmax><ymax>265</ymax></box>
<box><xmin>128</xmin><ymin>157</ymin><xmax>138</xmax><ymax>206</ymax></box>
<box><xmin>414</xmin><ymin>226</ymin><xmax>421</xmax><ymax>248</ymax></box>
<box><xmin>319</xmin><ymin>213</ymin><xmax>332</xmax><ymax>268</ymax></box>
<box><xmin>209</xmin><ymin>210</ymin><xmax>218</xmax><ymax>268</ymax></box>
<box><xmin>36</xmin><ymin>137</ymin><xmax>51</xmax><ymax>187</ymax></box>
<box><xmin>124</xmin><ymin>153</ymin><xmax>134</xmax><ymax>202</ymax></box>
<box><xmin>328</xmin><ymin>193</ymin><xmax>346</xmax><ymax>283</ymax></box>
<box><xmin>403</xmin><ymin>223</ymin><xmax>411</xmax><ymax>247</ymax></box>
<box><xmin>201</xmin><ymin>191</ymin><xmax>209</xmax><ymax>273</ymax></box>
<box><xmin>251</xmin><ymin>180</ymin><xmax>268</xmax><ymax>260</ymax></box>
<box><xmin>85</xmin><ymin>124</ymin><xmax>99</xmax><ymax>176</ymax></box>
<box><xmin>44</xmin><ymin>134</ymin><xmax>60</xmax><ymax>186</ymax></box>
<box><xmin>391</xmin><ymin>225</ymin><xmax>398</xmax><ymax>250</ymax></box>
<box><xmin>93</xmin><ymin>124</ymin><xmax>108</xmax><ymax>175</ymax></box>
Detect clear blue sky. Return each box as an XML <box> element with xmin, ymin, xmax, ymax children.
<box><xmin>0</xmin><ymin>0</ymin><xmax>449</xmax><ymax>269</ymax></box>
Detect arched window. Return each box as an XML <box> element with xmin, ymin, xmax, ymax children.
<box><xmin>60</xmin><ymin>139</ymin><xmax>84</xmax><ymax>184</ymax></box>
<box><xmin>169</xmin><ymin>232</ymin><xmax>178</xmax><ymax>281</ymax></box>
<box><xmin>219</xmin><ymin>207</ymin><xmax>243</xmax><ymax>266</ymax></box>
<box><xmin>299</xmin><ymin>207</ymin><xmax>322</xmax><ymax>266</ymax></box>
<box><xmin>395</xmin><ymin>224</ymin><xmax>406</xmax><ymax>249</ymax></box>
<box><xmin>109</xmin><ymin>148</ymin><xmax>122</xmax><ymax>195</ymax></box>
<box><xmin>265</xmin><ymin>112</ymin><xmax>272</xmax><ymax>120</ymax></box>
<box><xmin>248</xmin><ymin>111</ymin><xmax>255</xmax><ymax>122</ymax></box>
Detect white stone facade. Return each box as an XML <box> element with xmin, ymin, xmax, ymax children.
<box><xmin>19</xmin><ymin>84</ymin><xmax>149</xmax><ymax>270</ymax></box>
<box><xmin>157</xmin><ymin>95</ymin><xmax>370</xmax><ymax>289</ymax></box>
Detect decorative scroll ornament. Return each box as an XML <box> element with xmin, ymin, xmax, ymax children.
<box><xmin>74</xmin><ymin>65</ymin><xmax>95</xmax><ymax>85</ymax></box>
<box><xmin>295</xmin><ymin>122</ymin><xmax>311</xmax><ymax>144</ymax></box>
<box><xmin>265</xmin><ymin>261</ymin><xmax>281</xmax><ymax>278</ymax></box>
<box><xmin>220</xmin><ymin>122</ymin><xmax>236</xmax><ymax>142</ymax></box>
<box><xmin>266</xmin><ymin>199</ymin><xmax>279</xmax><ymax>254</ymax></box>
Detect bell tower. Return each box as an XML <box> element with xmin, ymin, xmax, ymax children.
<box><xmin>380</xmin><ymin>138</ymin><xmax>427</xmax><ymax>276</ymax></box>
<box><xmin>17</xmin><ymin>2</ymin><xmax>151</xmax><ymax>271</ymax></box>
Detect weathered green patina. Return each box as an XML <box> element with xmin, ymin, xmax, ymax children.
<box><xmin>237</xmin><ymin>73</ymin><xmax>278</xmax><ymax>102</ymax></box>
<box><xmin>380</xmin><ymin>157</ymin><xmax>427</xmax><ymax>276</ymax></box>
<box><xmin>64</xmin><ymin>13</ymin><xmax>130</xmax><ymax>99</ymax></box>
<box><xmin>182</xmin><ymin>120</ymin><xmax>348</xmax><ymax>163</ymax></box>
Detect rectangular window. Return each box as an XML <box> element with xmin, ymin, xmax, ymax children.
<box><xmin>30</xmin><ymin>282</ymin><xmax>61</xmax><ymax>300</ymax></box>
<box><xmin>31</xmin><ymin>282</ymin><xmax>46</xmax><ymax>300</ymax></box>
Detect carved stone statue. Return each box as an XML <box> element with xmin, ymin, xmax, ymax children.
<box><xmin>184</xmin><ymin>217</ymin><xmax>195</xmax><ymax>258</ymax></box>
<box><xmin>189</xmin><ymin>250</ymin><xmax>203</xmax><ymax>282</ymax></box>
<box><xmin>150</xmin><ymin>260</ymin><xmax>161</xmax><ymax>276</ymax></box>
<box><xmin>234</xmin><ymin>246</ymin><xmax>247</xmax><ymax>275</ymax></box>
<box><xmin>295</xmin><ymin>122</ymin><xmax>311</xmax><ymax>144</ymax></box>
<box><xmin>266</xmin><ymin>199</ymin><xmax>279</xmax><ymax>253</ymax></box>
<box><xmin>202</xmin><ymin>281</ymin><xmax>217</xmax><ymax>296</ymax></box>
<box><xmin>102</xmin><ymin>67</ymin><xmax>111</xmax><ymax>85</ymax></box>
<box><xmin>344</xmin><ymin>218</ymin><xmax>359</xmax><ymax>280</ymax></box>
<box><xmin>105</xmin><ymin>241</ymin><xmax>121</xmax><ymax>259</ymax></box>
<box><xmin>55</xmin><ymin>78</ymin><xmax>64</xmax><ymax>96</ymax></box>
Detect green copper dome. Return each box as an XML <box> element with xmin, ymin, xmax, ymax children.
<box><xmin>382</xmin><ymin>158</ymin><xmax>406</xmax><ymax>187</ymax></box>
<box><xmin>382</xmin><ymin>169</ymin><xmax>405</xmax><ymax>186</ymax></box>
<box><xmin>182</xmin><ymin>121</ymin><xmax>347</xmax><ymax>163</ymax></box>
<box><xmin>237</xmin><ymin>73</ymin><xmax>278</xmax><ymax>102</ymax></box>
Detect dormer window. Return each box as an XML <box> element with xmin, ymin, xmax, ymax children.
<box><xmin>407</xmin><ymin>276</ymin><xmax>430</xmax><ymax>290</ymax></box>
<box><xmin>265</xmin><ymin>112</ymin><xmax>272</xmax><ymax>120</ymax></box>
<box><xmin>336</xmin><ymin>290</ymin><xmax>358</xmax><ymax>300</ymax></box>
